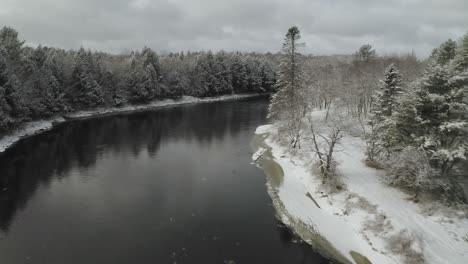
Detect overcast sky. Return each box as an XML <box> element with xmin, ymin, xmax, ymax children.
<box><xmin>0</xmin><ymin>0</ymin><xmax>467</xmax><ymax>58</ymax></box>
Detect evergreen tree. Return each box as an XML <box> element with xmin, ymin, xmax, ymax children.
<box><xmin>261</xmin><ymin>59</ymin><xmax>276</xmax><ymax>91</ymax></box>
<box><xmin>213</xmin><ymin>52</ymin><xmax>233</xmax><ymax>95</ymax></box>
<box><xmin>0</xmin><ymin>27</ymin><xmax>24</xmax><ymax>64</ymax></box>
<box><xmin>430</xmin><ymin>39</ymin><xmax>457</xmax><ymax>66</ymax></box>
<box><xmin>0</xmin><ymin>26</ymin><xmax>276</xmax><ymax>136</ymax></box>
<box><xmin>375</xmin><ymin>64</ymin><xmax>403</xmax><ymax>118</ymax></box>
<box><xmin>452</xmin><ymin>32</ymin><xmax>468</xmax><ymax>71</ymax></box>
<box><xmin>452</xmin><ymin>33</ymin><xmax>468</xmax><ymax>107</ymax></box>
<box><xmin>0</xmin><ymin>84</ymin><xmax>11</xmax><ymax>132</ymax></box>
<box><xmin>230</xmin><ymin>55</ymin><xmax>248</xmax><ymax>93</ymax></box>
<box><xmin>391</xmin><ymin>38</ymin><xmax>468</xmax><ymax>178</ymax></box>
<box><xmin>70</xmin><ymin>48</ymin><xmax>104</xmax><ymax>108</ymax></box>
<box><xmin>354</xmin><ymin>44</ymin><xmax>377</xmax><ymax>63</ymax></box>
<box><xmin>126</xmin><ymin>56</ymin><xmax>145</xmax><ymax>103</ymax></box>
<box><xmin>245</xmin><ymin>57</ymin><xmax>263</xmax><ymax>92</ymax></box>
<box><xmin>4</xmin><ymin>74</ymin><xmax>29</xmax><ymax>122</ymax></box>
<box><xmin>387</xmin><ymin>94</ymin><xmax>420</xmax><ymax>150</ymax></box>
<box><xmin>268</xmin><ymin>26</ymin><xmax>307</xmax><ymax>148</ymax></box>
<box><xmin>366</xmin><ymin>64</ymin><xmax>404</xmax><ymax>160</ymax></box>
<box><xmin>140</xmin><ymin>47</ymin><xmax>162</xmax><ymax>99</ymax></box>
<box><xmin>0</xmin><ymin>47</ymin><xmax>11</xmax><ymax>132</ymax></box>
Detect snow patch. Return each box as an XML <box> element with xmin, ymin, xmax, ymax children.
<box><xmin>0</xmin><ymin>117</ymin><xmax>64</xmax><ymax>153</ymax></box>
<box><xmin>253</xmin><ymin>123</ymin><xmax>468</xmax><ymax>264</ymax></box>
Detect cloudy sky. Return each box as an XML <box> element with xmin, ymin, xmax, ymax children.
<box><xmin>0</xmin><ymin>0</ymin><xmax>467</xmax><ymax>58</ymax></box>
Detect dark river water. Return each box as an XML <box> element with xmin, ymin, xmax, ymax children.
<box><xmin>0</xmin><ymin>97</ymin><xmax>330</xmax><ymax>264</ymax></box>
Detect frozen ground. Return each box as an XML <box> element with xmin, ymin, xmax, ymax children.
<box><xmin>253</xmin><ymin>114</ymin><xmax>468</xmax><ymax>264</ymax></box>
<box><xmin>0</xmin><ymin>94</ymin><xmax>263</xmax><ymax>153</ymax></box>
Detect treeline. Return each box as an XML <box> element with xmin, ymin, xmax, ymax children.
<box><xmin>0</xmin><ymin>27</ymin><xmax>277</xmax><ymax>135</ymax></box>
<box><xmin>306</xmin><ymin>46</ymin><xmax>424</xmax><ymax>117</ymax></box>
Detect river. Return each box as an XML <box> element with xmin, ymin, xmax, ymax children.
<box><xmin>0</xmin><ymin>97</ymin><xmax>330</xmax><ymax>264</ymax></box>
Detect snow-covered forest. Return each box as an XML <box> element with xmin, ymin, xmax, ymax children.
<box><xmin>0</xmin><ymin>26</ymin><xmax>277</xmax><ymax>136</ymax></box>
<box><xmin>268</xmin><ymin>25</ymin><xmax>468</xmax><ymax>200</ymax></box>
<box><xmin>1</xmin><ymin>25</ymin><xmax>428</xmax><ymax>139</ymax></box>
<box><xmin>258</xmin><ymin>26</ymin><xmax>468</xmax><ymax>263</ymax></box>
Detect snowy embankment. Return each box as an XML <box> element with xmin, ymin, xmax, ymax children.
<box><xmin>0</xmin><ymin>93</ymin><xmax>264</xmax><ymax>153</ymax></box>
<box><xmin>252</xmin><ymin>118</ymin><xmax>468</xmax><ymax>263</ymax></box>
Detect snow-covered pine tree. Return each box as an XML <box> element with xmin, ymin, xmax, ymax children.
<box><xmin>268</xmin><ymin>26</ymin><xmax>307</xmax><ymax>148</ymax></box>
<box><xmin>376</xmin><ymin>64</ymin><xmax>403</xmax><ymax>117</ymax></box>
<box><xmin>452</xmin><ymin>33</ymin><xmax>468</xmax><ymax>71</ymax></box>
<box><xmin>0</xmin><ymin>27</ymin><xmax>24</xmax><ymax>66</ymax></box>
<box><xmin>3</xmin><ymin>74</ymin><xmax>30</xmax><ymax>122</ymax></box>
<box><xmin>0</xmin><ymin>49</ymin><xmax>12</xmax><ymax>133</ymax></box>
<box><xmin>230</xmin><ymin>55</ymin><xmax>248</xmax><ymax>93</ymax></box>
<box><xmin>125</xmin><ymin>55</ymin><xmax>145</xmax><ymax>103</ymax></box>
<box><xmin>396</xmin><ymin>37</ymin><xmax>468</xmax><ymax>179</ymax></box>
<box><xmin>213</xmin><ymin>52</ymin><xmax>233</xmax><ymax>95</ymax></box>
<box><xmin>70</xmin><ymin>48</ymin><xmax>104</xmax><ymax>108</ymax></box>
<box><xmin>386</xmin><ymin>94</ymin><xmax>420</xmax><ymax>150</ymax></box>
<box><xmin>23</xmin><ymin>45</ymin><xmax>66</xmax><ymax>117</ymax></box>
<box><xmin>452</xmin><ymin>33</ymin><xmax>468</xmax><ymax>106</ymax></box>
<box><xmin>261</xmin><ymin>59</ymin><xmax>276</xmax><ymax>92</ymax></box>
<box><xmin>245</xmin><ymin>57</ymin><xmax>263</xmax><ymax>92</ymax></box>
<box><xmin>140</xmin><ymin>47</ymin><xmax>162</xmax><ymax>99</ymax></box>
<box><xmin>366</xmin><ymin>64</ymin><xmax>403</xmax><ymax>161</ymax></box>
<box><xmin>431</xmin><ymin>39</ymin><xmax>457</xmax><ymax>66</ymax></box>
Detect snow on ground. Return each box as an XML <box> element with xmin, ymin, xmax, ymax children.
<box><xmin>254</xmin><ymin>117</ymin><xmax>468</xmax><ymax>264</ymax></box>
<box><xmin>0</xmin><ymin>94</ymin><xmax>263</xmax><ymax>154</ymax></box>
<box><xmin>66</xmin><ymin>94</ymin><xmax>262</xmax><ymax>119</ymax></box>
<box><xmin>252</xmin><ymin>147</ymin><xmax>266</xmax><ymax>162</ymax></box>
<box><xmin>0</xmin><ymin>117</ymin><xmax>64</xmax><ymax>153</ymax></box>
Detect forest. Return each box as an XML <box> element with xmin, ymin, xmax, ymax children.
<box><xmin>269</xmin><ymin>26</ymin><xmax>467</xmax><ymax>202</ymax></box>
<box><xmin>0</xmin><ymin>26</ymin><xmax>277</xmax><ymax>135</ymax></box>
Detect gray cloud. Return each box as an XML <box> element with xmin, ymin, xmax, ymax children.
<box><xmin>0</xmin><ymin>0</ymin><xmax>467</xmax><ymax>57</ymax></box>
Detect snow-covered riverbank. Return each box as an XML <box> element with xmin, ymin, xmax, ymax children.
<box><xmin>0</xmin><ymin>93</ymin><xmax>265</xmax><ymax>153</ymax></box>
<box><xmin>253</xmin><ymin>123</ymin><xmax>468</xmax><ymax>264</ymax></box>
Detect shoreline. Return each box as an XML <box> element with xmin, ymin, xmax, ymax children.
<box><xmin>251</xmin><ymin>130</ymin><xmax>373</xmax><ymax>264</ymax></box>
<box><xmin>0</xmin><ymin>93</ymin><xmax>267</xmax><ymax>154</ymax></box>
<box><xmin>250</xmin><ymin>132</ymin><xmax>360</xmax><ymax>264</ymax></box>
<box><xmin>252</xmin><ymin>123</ymin><xmax>468</xmax><ymax>264</ymax></box>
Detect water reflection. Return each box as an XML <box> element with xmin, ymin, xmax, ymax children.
<box><xmin>0</xmin><ymin>97</ymin><xmax>330</xmax><ymax>264</ymax></box>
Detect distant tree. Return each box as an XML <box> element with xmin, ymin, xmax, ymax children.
<box><xmin>261</xmin><ymin>59</ymin><xmax>276</xmax><ymax>92</ymax></box>
<box><xmin>141</xmin><ymin>47</ymin><xmax>162</xmax><ymax>99</ymax></box>
<box><xmin>0</xmin><ymin>27</ymin><xmax>24</xmax><ymax>64</ymax></box>
<box><xmin>4</xmin><ymin>74</ymin><xmax>30</xmax><ymax>122</ymax></box>
<box><xmin>268</xmin><ymin>26</ymin><xmax>307</xmax><ymax>148</ymax></box>
<box><xmin>245</xmin><ymin>57</ymin><xmax>263</xmax><ymax>92</ymax></box>
<box><xmin>230</xmin><ymin>55</ymin><xmax>248</xmax><ymax>92</ymax></box>
<box><xmin>354</xmin><ymin>44</ymin><xmax>377</xmax><ymax>63</ymax></box>
<box><xmin>348</xmin><ymin>44</ymin><xmax>380</xmax><ymax>117</ymax></box>
<box><xmin>452</xmin><ymin>32</ymin><xmax>468</xmax><ymax>72</ymax></box>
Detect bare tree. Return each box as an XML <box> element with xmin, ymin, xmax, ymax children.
<box><xmin>308</xmin><ymin>116</ymin><xmax>343</xmax><ymax>182</ymax></box>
